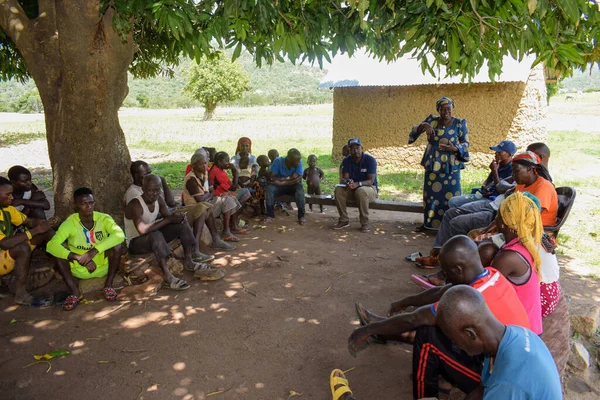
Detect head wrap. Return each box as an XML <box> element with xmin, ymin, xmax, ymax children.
<box><xmin>436</xmin><ymin>96</ymin><xmax>455</xmax><ymax>112</ymax></box>
<box><xmin>499</xmin><ymin>192</ymin><xmax>542</xmax><ymax>278</ymax></box>
<box><xmin>235</xmin><ymin>137</ymin><xmax>252</xmax><ymax>155</ymax></box>
<box><xmin>513</xmin><ymin>151</ymin><xmax>553</xmax><ymax>182</ymax></box>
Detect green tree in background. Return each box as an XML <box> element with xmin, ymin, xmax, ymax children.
<box><xmin>184</xmin><ymin>53</ymin><xmax>250</xmax><ymax>120</ymax></box>
<box><xmin>135</xmin><ymin>93</ymin><xmax>149</xmax><ymax>108</ymax></box>
<box><xmin>1</xmin><ymin>0</ymin><xmax>599</xmax><ymax>218</ymax></box>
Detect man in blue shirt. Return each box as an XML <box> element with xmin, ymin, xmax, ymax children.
<box><xmin>265</xmin><ymin>148</ymin><xmax>306</xmax><ymax>224</ymax></box>
<box><xmin>448</xmin><ymin>140</ymin><xmax>517</xmax><ymax>209</ymax></box>
<box><xmin>333</xmin><ymin>138</ymin><xmax>378</xmax><ymax>232</ymax></box>
<box><xmin>437</xmin><ymin>285</ymin><xmax>562</xmax><ymax>400</ymax></box>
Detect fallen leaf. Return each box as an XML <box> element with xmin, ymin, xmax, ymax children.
<box><xmin>325</xmin><ymin>286</ymin><xmax>331</xmax><ymax>293</ymax></box>
<box><xmin>34</xmin><ymin>350</ymin><xmax>70</xmax><ymax>360</ymax></box>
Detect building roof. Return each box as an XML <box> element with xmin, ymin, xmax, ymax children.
<box><xmin>318</xmin><ymin>51</ymin><xmax>536</xmax><ymax>88</ymax></box>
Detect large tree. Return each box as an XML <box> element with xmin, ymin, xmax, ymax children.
<box><xmin>1</xmin><ymin>0</ymin><xmax>598</xmax><ymax>219</ymax></box>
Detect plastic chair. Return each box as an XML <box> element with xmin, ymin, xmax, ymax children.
<box><xmin>544</xmin><ymin>186</ymin><xmax>576</xmax><ymax>235</ymax></box>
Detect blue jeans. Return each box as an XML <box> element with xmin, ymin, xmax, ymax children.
<box><xmin>266</xmin><ymin>183</ymin><xmax>305</xmax><ymax>219</ymax></box>
<box><xmin>448</xmin><ymin>193</ymin><xmax>483</xmax><ymax>209</ymax></box>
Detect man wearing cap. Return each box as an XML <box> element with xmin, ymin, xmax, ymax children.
<box><xmin>333</xmin><ymin>138</ymin><xmax>378</xmax><ymax>232</ymax></box>
<box><xmin>448</xmin><ymin>140</ymin><xmax>517</xmax><ymax>209</ymax></box>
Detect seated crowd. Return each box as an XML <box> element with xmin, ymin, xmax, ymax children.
<box><xmin>0</xmin><ymin>134</ymin><xmax>565</xmax><ymax>398</ymax></box>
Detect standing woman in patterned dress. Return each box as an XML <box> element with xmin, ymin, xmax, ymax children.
<box><xmin>409</xmin><ymin>97</ymin><xmax>470</xmax><ymax>231</ymax></box>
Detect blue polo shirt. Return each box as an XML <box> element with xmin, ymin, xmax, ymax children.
<box><xmin>271</xmin><ymin>156</ymin><xmax>303</xmax><ymax>178</ymax></box>
<box><xmin>341</xmin><ymin>153</ymin><xmax>378</xmax><ymax>190</ymax></box>
<box><xmin>486</xmin><ymin>161</ymin><xmax>513</xmax><ymax>196</ymax></box>
<box><xmin>482</xmin><ymin>326</ymin><xmax>562</xmax><ymax>399</ymax></box>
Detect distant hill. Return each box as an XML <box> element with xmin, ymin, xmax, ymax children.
<box><xmin>558</xmin><ymin>65</ymin><xmax>600</xmax><ymax>92</ymax></box>
<box><xmin>0</xmin><ymin>51</ymin><xmax>332</xmax><ymax>112</ymax></box>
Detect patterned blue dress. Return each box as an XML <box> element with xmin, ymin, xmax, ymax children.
<box><xmin>409</xmin><ymin>115</ymin><xmax>470</xmax><ymax>229</ymax></box>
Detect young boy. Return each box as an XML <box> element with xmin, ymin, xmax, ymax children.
<box><xmin>256</xmin><ymin>155</ymin><xmax>270</xmax><ymax>215</ymax></box>
<box><xmin>47</xmin><ymin>187</ymin><xmax>125</xmax><ymax>311</ymax></box>
<box><xmin>339</xmin><ymin>145</ymin><xmax>350</xmax><ymax>183</ymax></box>
<box><xmin>8</xmin><ymin>165</ymin><xmax>50</xmax><ymax>220</ymax></box>
<box><xmin>0</xmin><ymin>176</ymin><xmax>56</xmax><ymax>306</ymax></box>
<box><xmin>267</xmin><ymin>149</ymin><xmax>279</xmax><ymax>164</ymax></box>
<box><xmin>303</xmin><ymin>154</ymin><xmax>325</xmax><ymax>213</ymax></box>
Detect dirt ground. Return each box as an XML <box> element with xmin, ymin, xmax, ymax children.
<box><xmin>1</xmin><ymin>207</ymin><xmax>599</xmax><ymax>400</ymax></box>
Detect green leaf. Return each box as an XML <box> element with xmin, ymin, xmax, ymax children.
<box><xmin>556</xmin><ymin>0</ymin><xmax>580</xmax><ymax>23</ymax></box>
<box><xmin>527</xmin><ymin>0</ymin><xmax>537</xmax><ymax>15</ymax></box>
<box><xmin>232</xmin><ymin>42</ymin><xmax>243</xmax><ymax>61</ymax></box>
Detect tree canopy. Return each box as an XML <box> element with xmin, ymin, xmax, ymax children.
<box><xmin>184</xmin><ymin>52</ymin><xmax>250</xmax><ymax>119</ymax></box>
<box><xmin>2</xmin><ymin>0</ymin><xmax>599</xmax><ymax>84</ymax></box>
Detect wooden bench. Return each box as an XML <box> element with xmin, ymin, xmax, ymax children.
<box><xmin>275</xmin><ymin>194</ymin><xmax>423</xmax><ymax>214</ymax></box>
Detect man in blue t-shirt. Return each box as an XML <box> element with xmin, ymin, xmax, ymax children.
<box><xmin>448</xmin><ymin>140</ymin><xmax>517</xmax><ymax>209</ymax></box>
<box><xmin>265</xmin><ymin>148</ymin><xmax>306</xmax><ymax>224</ymax></box>
<box><xmin>333</xmin><ymin>138</ymin><xmax>378</xmax><ymax>232</ymax></box>
<box><xmin>437</xmin><ymin>285</ymin><xmax>562</xmax><ymax>400</ymax></box>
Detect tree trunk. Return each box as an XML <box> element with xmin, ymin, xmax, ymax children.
<box><xmin>203</xmin><ymin>100</ymin><xmax>216</xmax><ymax>121</ymax></box>
<box><xmin>0</xmin><ymin>1</ymin><xmax>134</xmax><ymax>221</ymax></box>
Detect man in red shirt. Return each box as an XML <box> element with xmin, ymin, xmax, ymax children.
<box><xmin>348</xmin><ymin>235</ymin><xmax>530</xmax><ymax>399</ymax></box>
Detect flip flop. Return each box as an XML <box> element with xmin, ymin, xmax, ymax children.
<box><xmin>211</xmin><ymin>240</ymin><xmax>236</xmax><ymax>250</ymax></box>
<box><xmin>354</xmin><ymin>303</ymin><xmax>386</xmax><ymax>345</ymax></box>
<box><xmin>63</xmin><ymin>295</ymin><xmax>81</xmax><ymax>311</ymax></box>
<box><xmin>103</xmin><ymin>287</ymin><xmax>118</xmax><ymax>301</ymax></box>
<box><xmin>231</xmin><ymin>228</ymin><xmax>247</xmax><ymax>234</ymax></box>
<box><xmin>411</xmin><ymin>274</ymin><xmax>436</xmax><ymax>290</ymax></box>
<box><xmin>222</xmin><ymin>235</ymin><xmax>240</xmax><ymax>242</ymax></box>
<box><xmin>21</xmin><ymin>296</ymin><xmax>54</xmax><ymax>308</ymax></box>
<box><xmin>405</xmin><ymin>252</ymin><xmax>423</xmax><ymax>262</ymax></box>
<box><xmin>330</xmin><ymin>369</ymin><xmax>353</xmax><ymax>400</ymax></box>
<box><xmin>164</xmin><ymin>277</ymin><xmax>190</xmax><ymax>291</ymax></box>
<box><xmin>192</xmin><ymin>253</ymin><xmax>215</xmax><ymax>263</ymax></box>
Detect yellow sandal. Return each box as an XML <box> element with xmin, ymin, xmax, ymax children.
<box><xmin>330</xmin><ymin>369</ymin><xmax>353</xmax><ymax>400</ymax></box>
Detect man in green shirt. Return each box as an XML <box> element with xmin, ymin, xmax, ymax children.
<box><xmin>47</xmin><ymin>187</ymin><xmax>125</xmax><ymax>311</ymax></box>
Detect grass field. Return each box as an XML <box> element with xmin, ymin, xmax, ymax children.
<box><xmin>1</xmin><ymin>98</ymin><xmax>599</xmax><ymax>275</ymax></box>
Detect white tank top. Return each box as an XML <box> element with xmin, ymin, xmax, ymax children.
<box><xmin>14</xmin><ymin>190</ymin><xmax>32</xmax><ymax>212</ymax></box>
<box><xmin>124</xmin><ymin>195</ymin><xmax>160</xmax><ymax>244</ymax></box>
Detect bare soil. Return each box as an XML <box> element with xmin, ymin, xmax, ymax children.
<box><xmin>1</xmin><ymin>207</ymin><xmax>598</xmax><ymax>400</ymax></box>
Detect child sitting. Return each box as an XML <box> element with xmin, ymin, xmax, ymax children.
<box><xmin>303</xmin><ymin>154</ymin><xmax>325</xmax><ymax>213</ymax></box>
<box><xmin>267</xmin><ymin>149</ymin><xmax>279</xmax><ymax>164</ymax></box>
<box><xmin>237</xmin><ymin>152</ymin><xmax>254</xmax><ymax>189</ymax></box>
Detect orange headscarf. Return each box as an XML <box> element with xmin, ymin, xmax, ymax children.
<box><xmin>235</xmin><ymin>137</ymin><xmax>252</xmax><ymax>155</ymax></box>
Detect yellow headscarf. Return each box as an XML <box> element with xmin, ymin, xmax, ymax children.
<box><xmin>499</xmin><ymin>192</ymin><xmax>543</xmax><ymax>277</ymax></box>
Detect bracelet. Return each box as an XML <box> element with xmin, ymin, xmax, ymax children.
<box><xmin>25</xmin><ymin>230</ymin><xmax>33</xmax><ymax>240</ymax></box>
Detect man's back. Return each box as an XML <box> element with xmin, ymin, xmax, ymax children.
<box><xmin>482</xmin><ymin>325</ymin><xmax>562</xmax><ymax>399</ymax></box>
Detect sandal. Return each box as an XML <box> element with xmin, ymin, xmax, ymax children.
<box><xmin>354</xmin><ymin>303</ymin><xmax>386</xmax><ymax>344</ymax></box>
<box><xmin>192</xmin><ymin>253</ymin><xmax>215</xmax><ymax>263</ymax></box>
<box><xmin>415</xmin><ymin>255</ymin><xmax>439</xmax><ymax>267</ymax></box>
<box><xmin>231</xmin><ymin>228</ymin><xmax>247</xmax><ymax>234</ymax></box>
<box><xmin>164</xmin><ymin>277</ymin><xmax>190</xmax><ymax>291</ymax></box>
<box><xmin>330</xmin><ymin>369</ymin><xmax>353</xmax><ymax>400</ymax></box>
<box><xmin>103</xmin><ymin>287</ymin><xmax>118</xmax><ymax>301</ymax></box>
<box><xmin>63</xmin><ymin>295</ymin><xmax>81</xmax><ymax>311</ymax></box>
<box><xmin>222</xmin><ymin>235</ymin><xmax>240</xmax><ymax>242</ymax></box>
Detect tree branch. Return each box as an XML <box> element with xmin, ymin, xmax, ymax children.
<box><xmin>0</xmin><ymin>0</ymin><xmax>32</xmax><ymax>47</ymax></box>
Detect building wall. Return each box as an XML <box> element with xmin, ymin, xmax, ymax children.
<box><xmin>331</xmin><ymin>65</ymin><xmax>548</xmax><ymax>168</ymax></box>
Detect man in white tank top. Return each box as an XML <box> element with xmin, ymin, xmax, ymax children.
<box><xmin>8</xmin><ymin>166</ymin><xmax>50</xmax><ymax>220</ymax></box>
<box><xmin>124</xmin><ymin>174</ymin><xmax>217</xmax><ymax>290</ymax></box>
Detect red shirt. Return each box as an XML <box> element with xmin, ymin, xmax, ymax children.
<box><xmin>208</xmin><ymin>166</ymin><xmax>232</xmax><ymax>196</ymax></box>
<box><xmin>432</xmin><ymin>267</ymin><xmax>531</xmax><ymax>329</ymax></box>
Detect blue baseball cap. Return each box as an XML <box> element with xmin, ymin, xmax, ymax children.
<box><xmin>348</xmin><ymin>138</ymin><xmax>362</xmax><ymax>147</ymax></box>
<box><xmin>490</xmin><ymin>140</ymin><xmax>517</xmax><ymax>156</ymax></box>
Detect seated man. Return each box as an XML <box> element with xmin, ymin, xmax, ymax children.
<box><xmin>448</xmin><ymin>140</ymin><xmax>516</xmax><ymax>209</ymax></box>
<box><xmin>8</xmin><ymin>165</ymin><xmax>50</xmax><ymax>219</ymax></box>
<box><xmin>265</xmin><ymin>148</ymin><xmax>306</xmax><ymax>225</ymax></box>
<box><xmin>436</xmin><ymin>285</ymin><xmax>562</xmax><ymax>399</ymax></box>
<box><xmin>125</xmin><ymin>160</ymin><xmax>177</xmax><ymax>209</ymax></box>
<box><xmin>125</xmin><ymin>174</ymin><xmax>212</xmax><ymax>291</ymax></box>
<box><xmin>47</xmin><ymin>188</ymin><xmax>125</xmax><ymax>311</ymax></box>
<box><xmin>333</xmin><ymin>284</ymin><xmax>561</xmax><ymax>400</ymax></box>
<box><xmin>128</xmin><ymin>159</ymin><xmax>230</xmax><ymax>258</ymax></box>
<box><xmin>333</xmin><ymin>138</ymin><xmax>378</xmax><ymax>232</ymax></box>
<box><xmin>349</xmin><ymin>236</ymin><xmax>530</xmax><ymax>399</ymax></box>
<box><xmin>0</xmin><ymin>177</ymin><xmax>55</xmax><ymax>306</ymax></box>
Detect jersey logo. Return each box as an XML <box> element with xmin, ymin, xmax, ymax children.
<box><xmin>83</xmin><ymin>228</ymin><xmax>96</xmax><ymax>244</ymax></box>
<box><xmin>95</xmin><ymin>231</ymin><xmax>104</xmax><ymax>241</ymax></box>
